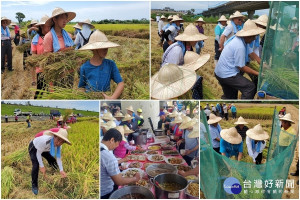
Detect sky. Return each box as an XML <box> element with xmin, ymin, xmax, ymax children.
<box><xmin>3</xmin><ymin>101</ymin><xmax>100</xmax><ymax>112</ymax></box>
<box><xmin>1</xmin><ymin>1</ymin><xmax>150</xmax><ymax>22</ymax></box>
<box><xmin>151</xmin><ymin>1</ymin><xmax>269</xmax><ymax>16</ymax></box>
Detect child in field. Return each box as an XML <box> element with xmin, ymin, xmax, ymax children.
<box><xmin>78</xmin><ymin>30</ymin><xmax>124</xmax><ymax>99</ymax></box>
<box><xmin>28</xmin><ymin>128</ymin><xmax>71</xmax><ymax>195</ymax></box>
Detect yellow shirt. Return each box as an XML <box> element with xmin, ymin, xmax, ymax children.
<box><xmin>279</xmin><ymin>126</ymin><xmax>296</xmax><ymax>146</ymax></box>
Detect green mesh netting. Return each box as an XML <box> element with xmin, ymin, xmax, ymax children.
<box><xmin>258</xmin><ymin>1</ymin><xmax>299</xmax><ymax>99</ymax></box>
<box><xmin>200</xmin><ymin>109</ymin><xmax>298</xmax><ymax>199</ymax></box>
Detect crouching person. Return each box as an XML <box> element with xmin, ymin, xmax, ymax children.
<box><xmin>28</xmin><ymin>128</ymin><xmax>71</xmax><ymax>195</ymax></box>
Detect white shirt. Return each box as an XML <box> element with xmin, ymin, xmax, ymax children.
<box><xmin>246</xmin><ymin>136</ymin><xmax>266</xmax><ymax>162</ymax></box>
<box><xmin>158</xmin><ymin>20</ymin><xmax>165</xmax><ymax>32</ymax></box>
<box><xmin>156</xmin><ymin>16</ymin><xmax>160</xmax><ymax>22</ymax></box>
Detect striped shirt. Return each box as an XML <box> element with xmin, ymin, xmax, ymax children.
<box><xmin>100</xmin><ymin>143</ymin><xmax>120</xmax><ymax>196</ymax></box>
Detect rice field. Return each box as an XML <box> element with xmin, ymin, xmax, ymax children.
<box><xmin>1</xmin><ymin>118</ymin><xmax>99</xmax><ymax>199</ymax></box>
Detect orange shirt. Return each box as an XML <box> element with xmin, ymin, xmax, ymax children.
<box><xmin>43</xmin><ymin>31</ymin><xmax>72</xmax><ymax>53</ymax></box>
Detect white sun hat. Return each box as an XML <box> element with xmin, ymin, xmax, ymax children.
<box><xmin>220</xmin><ymin>127</ymin><xmax>242</xmax><ymax>144</ymax></box>
<box><xmin>253</xmin><ymin>14</ymin><xmax>268</xmax><ymax>27</ymax></box>
<box><xmin>78</xmin><ymin>19</ymin><xmax>95</xmax><ymax>29</ymax></box>
<box><xmin>234</xmin><ymin>116</ymin><xmax>249</xmax><ymax>125</ymax></box>
<box><xmin>35</xmin><ymin>15</ymin><xmax>50</xmax><ymax>27</ymax></box>
<box><xmin>246</xmin><ymin>124</ymin><xmax>269</xmax><ymax>141</ymax></box>
<box><xmin>235</xmin><ymin>19</ymin><xmax>266</xmax><ymax>37</ymax></box>
<box><xmin>279</xmin><ymin>113</ymin><xmax>295</xmax><ymax>124</ymax></box>
<box><xmin>175</xmin><ymin>24</ymin><xmax>208</xmax><ymax>42</ymax></box>
<box><xmin>45</xmin><ymin>7</ymin><xmax>76</xmax><ymax>27</ymax></box>
<box><xmin>181</xmin><ymin>51</ymin><xmax>210</xmax><ymax>71</ymax></box>
<box><xmin>79</xmin><ymin>30</ymin><xmax>120</xmax><ymax>50</ymax></box>
<box><xmin>207</xmin><ymin>113</ymin><xmax>222</xmax><ymax>124</ymax></box>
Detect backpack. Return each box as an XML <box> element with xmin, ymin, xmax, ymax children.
<box><xmin>77</xmin><ymin>31</ymin><xmax>94</xmax><ymax>49</ymax></box>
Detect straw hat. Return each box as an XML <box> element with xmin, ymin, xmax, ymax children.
<box><xmin>234</xmin><ymin>116</ymin><xmax>249</xmax><ymax>125</ymax></box>
<box><xmin>236</xmin><ymin>19</ymin><xmax>266</xmax><ymax>37</ymax></box>
<box><xmin>137</xmin><ymin>108</ymin><xmax>143</xmax><ymax>113</ymax></box>
<box><xmin>246</xmin><ymin>124</ymin><xmax>269</xmax><ymax>141</ymax></box>
<box><xmin>102</xmin><ymin>120</ymin><xmax>117</xmax><ymax>130</ymax></box>
<box><xmin>292</xmin><ymin>17</ymin><xmax>297</xmax><ymax>21</ymax></box>
<box><xmin>253</xmin><ymin>14</ymin><xmax>268</xmax><ymax>27</ymax></box>
<box><xmin>151</xmin><ymin>64</ymin><xmax>197</xmax><ymax>99</ymax></box>
<box><xmin>207</xmin><ymin>113</ymin><xmax>222</xmax><ymax>124</ymax></box>
<box><xmin>45</xmin><ymin>7</ymin><xmax>76</xmax><ymax>26</ymax></box>
<box><xmin>168</xmin><ymin>15</ymin><xmax>173</xmax><ymax>20</ymax></box>
<box><xmin>114</xmin><ymin>112</ymin><xmax>124</xmax><ymax>118</ymax></box>
<box><xmin>46</xmin><ymin>128</ymin><xmax>71</xmax><ymax>145</ymax></box>
<box><xmin>126</xmin><ymin>105</ymin><xmax>134</xmax><ymax>113</ymax></box>
<box><xmin>179</xmin><ymin>116</ymin><xmax>196</xmax><ymax>129</ymax></box>
<box><xmin>172</xmin><ymin>115</ymin><xmax>183</xmax><ymax>124</ymax></box>
<box><xmin>73</xmin><ymin>23</ymin><xmax>82</xmax><ymax>30</ymax></box>
<box><xmin>35</xmin><ymin>15</ymin><xmax>50</xmax><ymax>27</ymax></box>
<box><xmin>171</xmin><ymin>15</ymin><xmax>184</xmax><ymax>22</ymax></box>
<box><xmin>161</xmin><ymin>15</ymin><xmax>166</xmax><ymax>19</ymax></box>
<box><xmin>123</xmin><ymin>114</ymin><xmax>134</xmax><ymax>121</ymax></box>
<box><xmin>58</xmin><ymin>116</ymin><xmax>64</xmax><ymax>121</ymax></box>
<box><xmin>1</xmin><ymin>16</ymin><xmax>11</xmax><ymax>25</ymax></box>
<box><xmin>124</xmin><ymin>125</ymin><xmax>134</xmax><ymax>134</ymax></box>
<box><xmin>163</xmin><ymin>109</ymin><xmax>169</xmax><ymax>115</ymax></box>
<box><xmin>188</xmin><ymin>123</ymin><xmax>199</xmax><ymax>138</ymax></box>
<box><xmin>102</xmin><ymin>112</ymin><xmax>116</xmax><ymax>121</ymax></box>
<box><xmin>196</xmin><ymin>17</ymin><xmax>205</xmax><ymax>23</ymax></box>
<box><xmin>102</xmin><ymin>102</ymin><xmax>109</xmax><ymax>107</ymax></box>
<box><xmin>182</xmin><ymin>51</ymin><xmax>210</xmax><ymax>71</ymax></box>
<box><xmin>79</xmin><ymin>30</ymin><xmax>120</xmax><ymax>50</ymax></box>
<box><xmin>27</xmin><ymin>19</ymin><xmax>38</xmax><ymax>28</ymax></box>
<box><xmin>115</xmin><ymin>126</ymin><xmax>127</xmax><ymax>142</ymax></box>
<box><xmin>229</xmin><ymin>11</ymin><xmax>245</xmax><ymax>19</ymax></box>
<box><xmin>218</xmin><ymin>15</ymin><xmax>227</xmax><ymax>22</ymax></box>
<box><xmin>175</xmin><ymin>24</ymin><xmax>208</xmax><ymax>42</ymax></box>
<box><xmin>220</xmin><ymin>127</ymin><xmax>242</xmax><ymax>144</ymax></box>
<box><xmin>168</xmin><ymin>110</ymin><xmax>179</xmax><ymax>118</ymax></box>
<box><xmin>279</xmin><ymin>113</ymin><xmax>295</xmax><ymax>124</ymax></box>
<box><xmin>78</xmin><ymin>19</ymin><xmax>95</xmax><ymax>29</ymax></box>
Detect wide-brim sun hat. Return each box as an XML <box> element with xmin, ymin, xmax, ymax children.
<box><xmin>73</xmin><ymin>23</ymin><xmax>82</xmax><ymax>30</ymax></box>
<box><xmin>168</xmin><ymin>110</ymin><xmax>179</xmax><ymax>117</ymax></box>
<box><xmin>126</xmin><ymin>105</ymin><xmax>134</xmax><ymax>113</ymax></box>
<box><xmin>171</xmin><ymin>15</ymin><xmax>184</xmax><ymax>23</ymax></box>
<box><xmin>50</xmin><ymin>128</ymin><xmax>72</xmax><ymax>145</ymax></box>
<box><xmin>168</xmin><ymin>15</ymin><xmax>173</xmax><ymax>20</ymax></box>
<box><xmin>218</xmin><ymin>15</ymin><xmax>227</xmax><ymax>22</ymax></box>
<box><xmin>78</xmin><ymin>19</ymin><xmax>95</xmax><ymax>29</ymax></box>
<box><xmin>229</xmin><ymin>11</ymin><xmax>246</xmax><ymax>19</ymax></box>
<box><xmin>161</xmin><ymin>15</ymin><xmax>166</xmax><ymax>19</ymax></box>
<box><xmin>27</xmin><ymin>19</ymin><xmax>38</xmax><ymax>28</ymax></box>
<box><xmin>188</xmin><ymin>123</ymin><xmax>199</xmax><ymax>138</ymax></box>
<box><xmin>151</xmin><ymin>63</ymin><xmax>197</xmax><ymax>100</ymax></box>
<box><xmin>179</xmin><ymin>116</ymin><xmax>196</xmax><ymax>129</ymax></box>
<box><xmin>115</xmin><ymin>126</ymin><xmax>127</xmax><ymax>142</ymax></box>
<box><xmin>102</xmin><ymin>120</ymin><xmax>117</xmax><ymax>130</ymax></box>
<box><xmin>79</xmin><ymin>30</ymin><xmax>120</xmax><ymax>50</ymax></box>
<box><xmin>246</xmin><ymin>124</ymin><xmax>269</xmax><ymax>141</ymax></box>
<box><xmin>45</xmin><ymin>7</ymin><xmax>76</xmax><ymax>27</ymax></box>
<box><xmin>196</xmin><ymin>17</ymin><xmax>205</xmax><ymax>23</ymax></box>
<box><xmin>122</xmin><ymin>114</ymin><xmax>134</xmax><ymax>121</ymax></box>
<box><xmin>220</xmin><ymin>127</ymin><xmax>242</xmax><ymax>144</ymax></box>
<box><xmin>182</xmin><ymin>51</ymin><xmax>210</xmax><ymax>71</ymax></box>
<box><xmin>236</xmin><ymin>19</ymin><xmax>266</xmax><ymax>37</ymax></box>
<box><xmin>172</xmin><ymin>115</ymin><xmax>183</xmax><ymax>124</ymax></box>
<box><xmin>102</xmin><ymin>102</ymin><xmax>109</xmax><ymax>107</ymax></box>
<box><xmin>1</xmin><ymin>16</ymin><xmax>11</xmax><ymax>25</ymax></box>
<box><xmin>102</xmin><ymin>112</ymin><xmax>116</xmax><ymax>121</ymax></box>
<box><xmin>124</xmin><ymin>125</ymin><xmax>134</xmax><ymax>134</ymax></box>
<box><xmin>234</xmin><ymin>116</ymin><xmax>248</xmax><ymax>125</ymax></box>
<box><xmin>253</xmin><ymin>14</ymin><xmax>268</xmax><ymax>27</ymax></box>
<box><xmin>114</xmin><ymin>112</ymin><xmax>124</xmax><ymax>118</ymax></box>
<box><xmin>279</xmin><ymin>113</ymin><xmax>295</xmax><ymax>124</ymax></box>
<box><xmin>207</xmin><ymin>113</ymin><xmax>222</xmax><ymax>124</ymax></box>
<box><xmin>175</xmin><ymin>24</ymin><xmax>208</xmax><ymax>42</ymax></box>
<box><xmin>35</xmin><ymin>15</ymin><xmax>50</xmax><ymax>27</ymax></box>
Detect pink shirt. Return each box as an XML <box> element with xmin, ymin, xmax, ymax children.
<box><xmin>43</xmin><ymin>31</ymin><xmax>72</xmax><ymax>53</ymax></box>
<box><xmin>114</xmin><ymin>141</ymin><xmax>136</xmax><ymax>158</ymax></box>
<box><xmin>31</xmin><ymin>36</ymin><xmax>44</xmax><ymax>73</ymax></box>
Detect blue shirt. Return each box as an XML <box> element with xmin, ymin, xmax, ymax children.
<box><xmin>231</xmin><ymin>106</ymin><xmax>236</xmax><ymax>113</ymax></box>
<box><xmin>215</xmin><ymin>37</ymin><xmax>246</xmax><ymax>78</ymax></box>
<box><xmin>209</xmin><ymin>124</ymin><xmax>222</xmax><ymax>148</ymax></box>
<box><xmin>220</xmin><ymin>138</ymin><xmax>243</xmax><ymax>158</ymax></box>
<box><xmin>183</xmin><ymin>129</ymin><xmax>199</xmax><ymax>158</ymax></box>
<box><xmin>215</xmin><ymin>24</ymin><xmax>225</xmax><ymax>40</ymax></box>
<box><xmin>78</xmin><ymin>59</ymin><xmax>123</xmax><ymax>92</ymax></box>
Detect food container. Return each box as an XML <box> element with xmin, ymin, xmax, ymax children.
<box><xmin>109</xmin><ymin>186</ymin><xmax>154</xmax><ymax>199</ymax></box>
<box><xmin>133</xmin><ymin>132</ymin><xmax>147</xmax><ymax>145</ymax></box>
<box><xmin>150</xmin><ymin>173</ymin><xmax>188</xmax><ymax>199</ymax></box>
<box><xmin>146</xmin><ymin>163</ymin><xmax>178</xmax><ymax>178</ymax></box>
<box><xmin>185</xmin><ymin>180</ymin><xmax>199</xmax><ymax>199</ymax></box>
<box><xmin>154</xmin><ymin>129</ymin><xmax>163</xmax><ymax>136</ymax></box>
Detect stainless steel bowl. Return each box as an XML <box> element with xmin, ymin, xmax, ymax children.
<box><xmin>146</xmin><ymin>163</ymin><xmax>178</xmax><ymax>178</ymax></box>
<box><xmin>109</xmin><ymin>186</ymin><xmax>154</xmax><ymax>199</ymax></box>
<box><xmin>185</xmin><ymin>180</ymin><xmax>199</xmax><ymax>199</ymax></box>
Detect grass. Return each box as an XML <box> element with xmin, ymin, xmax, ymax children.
<box><xmin>1</xmin><ymin>120</ymin><xmax>99</xmax><ymax>199</ymax></box>
<box><xmin>1</xmin><ymin>104</ymin><xmax>99</xmax><ymax>116</ymax></box>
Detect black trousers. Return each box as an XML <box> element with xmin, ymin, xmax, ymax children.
<box><xmin>215</xmin><ymin>73</ymin><xmax>256</xmax><ymax>99</ymax></box>
<box><xmin>256</xmin><ymin>152</ymin><xmax>263</xmax><ymax>164</ymax></box>
<box><xmin>224</xmin><ymin>113</ymin><xmax>228</xmax><ymax>120</ymax></box>
<box><xmin>14</xmin><ymin>33</ymin><xmax>20</xmax><ymax>46</ymax></box>
<box><xmin>214</xmin><ymin>40</ymin><xmax>221</xmax><ymax>60</ymax></box>
<box><xmin>1</xmin><ymin>40</ymin><xmax>12</xmax><ymax>71</ymax></box>
<box><xmin>163</xmin><ymin>41</ymin><xmax>170</xmax><ymax>52</ymax></box>
<box><xmin>28</xmin><ymin>141</ymin><xmax>56</xmax><ymax>188</ymax></box>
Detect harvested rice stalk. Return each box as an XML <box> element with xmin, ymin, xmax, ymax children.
<box><xmin>16</xmin><ymin>43</ymin><xmax>31</xmax><ymax>53</ymax></box>
<box><xmin>249</xmin><ymin>60</ymin><xmax>260</xmax><ymax>71</ymax></box>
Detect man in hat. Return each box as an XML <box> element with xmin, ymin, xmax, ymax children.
<box><xmin>126</xmin><ymin>105</ymin><xmax>142</xmax><ymax>131</ymax></box>
<box><xmin>27</xmin><ymin>20</ymin><xmax>38</xmax><ymax>40</ymax></box>
<box><xmin>214</xmin><ymin>20</ymin><xmax>265</xmax><ymax>99</ymax></box>
<box><xmin>279</xmin><ymin>113</ymin><xmax>296</xmax><ymax>152</ymax></box>
<box><xmin>207</xmin><ymin>113</ymin><xmax>222</xmax><ymax>153</ymax></box>
<box><xmin>246</xmin><ymin>124</ymin><xmax>269</xmax><ymax>164</ymax></box>
<box><xmin>136</xmin><ymin>108</ymin><xmax>144</xmax><ymax>127</ymax></box>
<box><xmin>101</xmin><ymin>128</ymin><xmax>140</xmax><ymax>198</ymax></box>
<box><xmin>114</xmin><ymin>112</ymin><xmax>124</xmax><ymax>126</ymax></box>
<box><xmin>162</xmin><ymin>15</ymin><xmax>184</xmax><ymax>52</ymax></box>
<box><xmin>158</xmin><ymin>111</ymin><xmax>171</xmax><ymax>132</ymax></box>
<box><xmin>29</xmin><ymin>128</ymin><xmax>71</xmax><ymax>195</ymax></box>
<box><xmin>102</xmin><ymin>103</ymin><xmax>110</xmax><ymax>114</ymax></box>
<box><xmin>234</xmin><ymin>116</ymin><xmax>249</xmax><ymax>141</ymax></box>
<box><xmin>223</xmin><ymin>103</ymin><xmax>228</xmax><ymax>120</ymax></box>
<box><xmin>230</xmin><ymin>104</ymin><xmax>237</xmax><ymax>119</ymax></box>
<box><xmin>195</xmin><ymin>17</ymin><xmax>205</xmax><ymax>54</ymax></box>
<box><xmin>219</xmin><ymin>11</ymin><xmax>245</xmax><ymax>51</ymax></box>
<box><xmin>214</xmin><ymin>15</ymin><xmax>227</xmax><ymax>65</ymax></box>
<box><xmin>1</xmin><ymin>16</ymin><xmax>13</xmax><ymax>73</ymax></box>
<box><xmin>220</xmin><ymin>127</ymin><xmax>243</xmax><ymax>161</ymax></box>
<box><xmin>158</xmin><ymin>15</ymin><xmax>166</xmax><ymax>45</ymax></box>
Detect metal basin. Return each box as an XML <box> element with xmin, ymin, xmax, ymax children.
<box><xmin>109</xmin><ymin>186</ymin><xmax>154</xmax><ymax>199</ymax></box>
<box><xmin>146</xmin><ymin>163</ymin><xmax>178</xmax><ymax>178</ymax></box>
